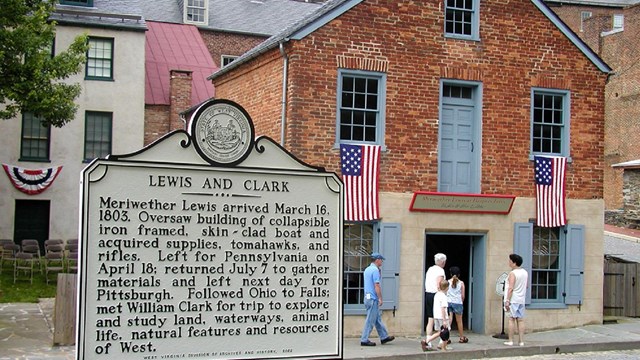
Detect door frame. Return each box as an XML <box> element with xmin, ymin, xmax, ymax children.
<box><xmin>437</xmin><ymin>79</ymin><xmax>483</xmax><ymax>194</ymax></box>
<box><xmin>422</xmin><ymin>231</ymin><xmax>487</xmax><ymax>335</ymax></box>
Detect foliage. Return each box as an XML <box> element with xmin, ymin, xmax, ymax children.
<box><xmin>0</xmin><ymin>266</ymin><xmax>57</xmax><ymax>303</ymax></box>
<box><xmin>0</xmin><ymin>0</ymin><xmax>89</xmax><ymax>127</ymax></box>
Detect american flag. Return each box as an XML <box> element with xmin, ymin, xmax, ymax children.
<box><xmin>340</xmin><ymin>144</ymin><xmax>381</xmax><ymax>222</ymax></box>
<box><xmin>534</xmin><ymin>156</ymin><xmax>567</xmax><ymax>227</ymax></box>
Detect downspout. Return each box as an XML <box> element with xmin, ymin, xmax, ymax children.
<box><xmin>279</xmin><ymin>40</ymin><xmax>289</xmax><ymax>147</ymax></box>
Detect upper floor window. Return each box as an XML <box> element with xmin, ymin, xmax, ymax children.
<box><xmin>337</xmin><ymin>70</ymin><xmax>386</xmax><ymax>146</ymax></box>
<box><xmin>531</xmin><ymin>89</ymin><xmax>570</xmax><ymax>157</ymax></box>
<box><xmin>221</xmin><ymin>55</ymin><xmax>238</xmax><ymax>67</ymax></box>
<box><xmin>613</xmin><ymin>14</ymin><xmax>624</xmax><ymax>30</ymax></box>
<box><xmin>580</xmin><ymin>11</ymin><xmax>592</xmax><ymax>32</ymax></box>
<box><xmin>185</xmin><ymin>0</ymin><xmax>208</xmax><ymax>24</ymax></box>
<box><xmin>84</xmin><ymin>111</ymin><xmax>112</xmax><ymax>161</ymax></box>
<box><xmin>86</xmin><ymin>37</ymin><xmax>114</xmax><ymax>80</ymax></box>
<box><xmin>444</xmin><ymin>0</ymin><xmax>480</xmax><ymax>40</ymax></box>
<box><xmin>20</xmin><ymin>113</ymin><xmax>50</xmax><ymax>162</ymax></box>
<box><xmin>60</xmin><ymin>0</ymin><xmax>93</xmax><ymax>6</ymax></box>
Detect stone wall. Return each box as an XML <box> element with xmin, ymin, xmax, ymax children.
<box><xmin>606</xmin><ymin>168</ymin><xmax>640</xmax><ymax>229</ymax></box>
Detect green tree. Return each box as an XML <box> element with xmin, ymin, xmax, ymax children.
<box><xmin>0</xmin><ymin>0</ymin><xmax>88</xmax><ymax>127</ymax></box>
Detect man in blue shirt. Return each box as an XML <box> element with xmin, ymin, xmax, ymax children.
<box><xmin>360</xmin><ymin>252</ymin><xmax>395</xmax><ymax>346</ymax></box>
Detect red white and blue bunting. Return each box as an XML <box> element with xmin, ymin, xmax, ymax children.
<box><xmin>2</xmin><ymin>164</ymin><xmax>63</xmax><ymax>195</ymax></box>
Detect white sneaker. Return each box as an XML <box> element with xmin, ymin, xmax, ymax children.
<box><xmin>519</xmin><ymin>342</ymin><xmax>525</xmax><ymax>346</ymax></box>
<box><xmin>503</xmin><ymin>341</ymin><xmax>514</xmax><ymax>346</ymax></box>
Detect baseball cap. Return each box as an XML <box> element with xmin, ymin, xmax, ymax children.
<box><xmin>371</xmin><ymin>252</ymin><xmax>385</xmax><ymax>260</ymax></box>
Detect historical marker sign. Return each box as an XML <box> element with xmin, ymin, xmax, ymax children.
<box><xmin>78</xmin><ymin>100</ymin><xmax>343</xmax><ymax>360</ymax></box>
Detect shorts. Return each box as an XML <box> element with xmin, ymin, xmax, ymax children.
<box><xmin>448</xmin><ymin>303</ymin><xmax>463</xmax><ymax>315</ymax></box>
<box><xmin>425</xmin><ymin>292</ymin><xmax>436</xmax><ymax>318</ymax></box>
<box><xmin>507</xmin><ymin>303</ymin><xmax>525</xmax><ymax>318</ymax></box>
<box><xmin>434</xmin><ymin>319</ymin><xmax>447</xmax><ymax>331</ymax></box>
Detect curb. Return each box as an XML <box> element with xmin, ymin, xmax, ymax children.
<box><xmin>344</xmin><ymin>340</ymin><xmax>640</xmax><ymax>360</ymax></box>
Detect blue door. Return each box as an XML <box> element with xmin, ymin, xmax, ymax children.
<box><xmin>439</xmin><ymin>84</ymin><xmax>480</xmax><ymax>193</ymax></box>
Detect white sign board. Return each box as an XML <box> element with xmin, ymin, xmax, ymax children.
<box><xmin>78</xmin><ymin>100</ymin><xmax>343</xmax><ymax>360</ymax></box>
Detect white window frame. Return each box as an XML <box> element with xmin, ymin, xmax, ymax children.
<box><xmin>613</xmin><ymin>14</ymin><xmax>624</xmax><ymax>30</ymax></box>
<box><xmin>184</xmin><ymin>0</ymin><xmax>208</xmax><ymax>25</ymax></box>
<box><xmin>221</xmin><ymin>55</ymin><xmax>238</xmax><ymax>67</ymax></box>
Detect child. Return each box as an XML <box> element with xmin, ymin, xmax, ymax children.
<box><xmin>421</xmin><ymin>279</ymin><xmax>450</xmax><ymax>351</ymax></box>
<box><xmin>447</xmin><ymin>266</ymin><xmax>468</xmax><ymax>343</ymax></box>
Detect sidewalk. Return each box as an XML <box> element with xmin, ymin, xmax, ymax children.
<box><xmin>1</xmin><ymin>299</ymin><xmax>640</xmax><ymax>360</ymax></box>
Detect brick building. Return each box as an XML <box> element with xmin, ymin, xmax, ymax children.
<box><xmin>546</xmin><ymin>0</ymin><xmax>640</xmax><ymax>210</ymax></box>
<box><xmin>210</xmin><ymin>0</ymin><xmax>611</xmax><ymax>335</ymax></box>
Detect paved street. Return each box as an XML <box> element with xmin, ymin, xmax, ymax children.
<box><xmin>508</xmin><ymin>349</ymin><xmax>640</xmax><ymax>360</ymax></box>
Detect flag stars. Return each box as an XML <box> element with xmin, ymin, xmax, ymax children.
<box><xmin>341</xmin><ymin>146</ymin><xmax>362</xmax><ymax>176</ymax></box>
<box><xmin>535</xmin><ymin>157</ymin><xmax>553</xmax><ymax>185</ymax></box>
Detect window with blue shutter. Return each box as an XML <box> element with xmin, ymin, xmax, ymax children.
<box><xmin>513</xmin><ymin>223</ymin><xmax>584</xmax><ymax>308</ymax></box>
<box><xmin>343</xmin><ymin>222</ymin><xmax>401</xmax><ymax>314</ymax></box>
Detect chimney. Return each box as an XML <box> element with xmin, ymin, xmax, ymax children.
<box><xmin>170</xmin><ymin>69</ymin><xmax>193</xmax><ymax>131</ymax></box>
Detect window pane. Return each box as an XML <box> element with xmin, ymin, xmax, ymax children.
<box><xmin>87</xmin><ymin>38</ymin><xmax>113</xmax><ymax>79</ymax></box>
<box><xmin>338</xmin><ymin>72</ymin><xmax>382</xmax><ymax>143</ymax></box>
<box><xmin>21</xmin><ymin>113</ymin><xmax>50</xmax><ymax>160</ymax></box>
<box><xmin>532</xmin><ymin>91</ymin><xmax>565</xmax><ymax>155</ymax></box>
<box><xmin>343</xmin><ymin>223</ymin><xmax>374</xmax><ymax>305</ymax></box>
<box><xmin>84</xmin><ymin>112</ymin><xmax>112</xmax><ymax>160</ymax></box>
<box><xmin>342</xmin><ymin>92</ymin><xmax>354</xmax><ymax>108</ymax></box>
<box><xmin>445</xmin><ymin>0</ymin><xmax>475</xmax><ymax>36</ymax></box>
<box><xmin>531</xmin><ymin>227</ymin><xmax>561</xmax><ymax>301</ymax></box>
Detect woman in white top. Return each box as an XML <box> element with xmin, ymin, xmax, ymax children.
<box><xmin>447</xmin><ymin>266</ymin><xmax>468</xmax><ymax>343</ymax></box>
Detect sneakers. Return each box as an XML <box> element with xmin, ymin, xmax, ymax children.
<box><xmin>504</xmin><ymin>341</ymin><xmax>525</xmax><ymax>346</ymax></box>
<box><xmin>360</xmin><ymin>340</ymin><xmax>376</xmax><ymax>346</ymax></box>
<box><xmin>381</xmin><ymin>336</ymin><xmax>395</xmax><ymax>344</ymax></box>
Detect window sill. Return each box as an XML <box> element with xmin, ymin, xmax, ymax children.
<box><xmin>528</xmin><ymin>154</ymin><xmax>573</xmax><ymax>163</ymax></box>
<box><xmin>444</xmin><ymin>34</ymin><xmax>480</xmax><ymax>42</ymax></box>
<box><xmin>527</xmin><ymin>303</ymin><xmax>568</xmax><ymax>310</ymax></box>
<box><xmin>18</xmin><ymin>158</ymin><xmax>51</xmax><ymax>163</ymax></box>
<box><xmin>344</xmin><ymin>308</ymin><xmax>366</xmax><ymax>316</ymax></box>
<box><xmin>84</xmin><ymin>77</ymin><xmax>114</xmax><ymax>82</ymax></box>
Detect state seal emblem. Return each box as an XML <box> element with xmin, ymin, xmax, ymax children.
<box><xmin>189</xmin><ymin>99</ymin><xmax>255</xmax><ymax>166</ymax></box>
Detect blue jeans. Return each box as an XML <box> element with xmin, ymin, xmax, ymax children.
<box><xmin>360</xmin><ymin>298</ymin><xmax>389</xmax><ymax>342</ymax></box>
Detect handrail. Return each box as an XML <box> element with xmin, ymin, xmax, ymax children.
<box><xmin>54</xmin><ymin>8</ymin><xmax>142</xmax><ymax>22</ymax></box>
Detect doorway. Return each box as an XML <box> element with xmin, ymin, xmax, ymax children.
<box><xmin>423</xmin><ymin>232</ymin><xmax>486</xmax><ymax>335</ymax></box>
<box><xmin>14</xmin><ymin>200</ymin><xmax>50</xmax><ymax>254</ymax></box>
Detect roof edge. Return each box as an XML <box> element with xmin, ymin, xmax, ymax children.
<box><xmin>209</xmin><ymin>0</ymin><xmax>359</xmax><ymax>80</ymax></box>
<box><xmin>210</xmin><ymin>0</ymin><xmax>613</xmax><ymax>80</ymax></box>
<box><xmin>532</xmin><ymin>0</ymin><xmax>612</xmax><ymax>73</ymax></box>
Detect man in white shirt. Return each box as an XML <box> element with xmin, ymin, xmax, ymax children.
<box><xmin>422</xmin><ymin>253</ymin><xmax>446</xmax><ymax>350</ymax></box>
<box><xmin>503</xmin><ymin>253</ymin><xmax>529</xmax><ymax>346</ymax></box>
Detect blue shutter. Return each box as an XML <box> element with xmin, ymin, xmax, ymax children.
<box><xmin>564</xmin><ymin>225</ymin><xmax>584</xmax><ymax>305</ymax></box>
<box><xmin>379</xmin><ymin>222</ymin><xmax>400</xmax><ymax>310</ymax></box>
<box><xmin>513</xmin><ymin>222</ymin><xmax>533</xmax><ymax>305</ymax></box>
